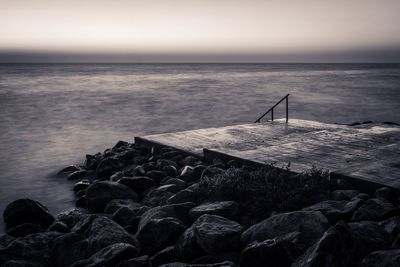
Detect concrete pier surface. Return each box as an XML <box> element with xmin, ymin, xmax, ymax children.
<box><xmin>136</xmin><ymin>119</ymin><xmax>400</xmax><ymax>190</ymax></box>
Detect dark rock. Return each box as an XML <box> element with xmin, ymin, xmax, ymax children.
<box><xmin>302</xmin><ymin>198</ymin><xmax>364</xmax><ymax>223</ymax></box>
<box><xmin>211</xmin><ymin>158</ymin><xmax>226</xmax><ymax>169</ymax></box>
<box><xmin>331</xmin><ymin>189</ymin><xmax>360</xmax><ymax>200</ymax></box>
<box><xmin>48</xmin><ymin>221</ymin><xmax>70</xmax><ymax>233</ymax></box>
<box><xmin>86</xmin><ymin>181</ymin><xmax>138</xmax><ymax>212</ymax></box>
<box><xmin>146</xmin><ymin>170</ymin><xmax>167</xmax><ymax>183</ymax></box>
<box><xmin>110</xmin><ymin>171</ymin><xmax>125</xmax><ymax>182</ymax></box>
<box><xmin>76</xmin><ymin>190</ymin><xmax>86</xmax><ymax>198</ymax></box>
<box><xmin>241</xmin><ymin>211</ymin><xmax>329</xmax><ymax>248</ymax></box>
<box><xmin>375</xmin><ymin>187</ymin><xmax>393</xmax><ymax>202</ymax></box>
<box><xmin>162</xmin><ymin>165</ymin><xmax>179</xmax><ymax>177</ymax></box>
<box><xmin>142</xmin><ymin>187</ymin><xmax>174</xmax><ymax>207</ymax></box>
<box><xmin>139</xmin><ymin>202</ymin><xmax>195</xmax><ymax>226</ymax></box>
<box><xmin>161</xmin><ymin>177</ymin><xmax>186</xmax><ymax>188</ymax></box>
<box><xmin>180</xmin><ymin>166</ymin><xmax>196</xmax><ymax>182</ymax></box>
<box><xmin>74</xmin><ymin>180</ymin><xmax>90</xmax><ymax>194</ymax></box>
<box><xmin>157</xmin><ymin>184</ymin><xmax>180</xmax><ymax>194</ymax></box>
<box><xmin>360</xmin><ymin>249</ymin><xmax>400</xmax><ymax>266</ymax></box>
<box><xmin>380</xmin><ymin>208</ymin><xmax>400</xmax><ymax>221</ymax></box>
<box><xmin>123</xmin><ymin>216</ymin><xmax>141</xmax><ymax>235</ymax></box>
<box><xmin>158</xmin><ymin>159</ymin><xmax>178</xmax><ymax>169</ymax></box>
<box><xmin>351</xmin><ymin>198</ymin><xmax>393</xmax><ymax>221</ymax></box>
<box><xmin>6</xmin><ymin>223</ymin><xmax>42</xmax><ymax>238</ymax></box>
<box><xmin>379</xmin><ymin>216</ymin><xmax>400</xmax><ymax>237</ymax></box>
<box><xmin>58</xmin><ymin>165</ymin><xmax>81</xmax><ymax>175</ymax></box>
<box><xmin>117</xmin><ymin>255</ymin><xmax>150</xmax><ymax>267</ymax></box>
<box><xmin>180</xmin><ymin>156</ymin><xmax>200</xmax><ymax>166</ymax></box>
<box><xmin>76</xmin><ymin>195</ymin><xmax>87</xmax><ymax>208</ymax></box>
<box><xmin>118</xmin><ymin>176</ymin><xmax>156</xmax><ymax>194</ymax></box>
<box><xmin>104</xmin><ymin>199</ymin><xmax>142</xmax><ymax>214</ymax></box>
<box><xmin>1</xmin><ymin>260</ymin><xmax>39</xmax><ymax>267</ymax></box>
<box><xmin>168</xmin><ymin>189</ymin><xmax>197</xmax><ymax>205</ymax></box>
<box><xmin>192</xmin><ymin>252</ymin><xmax>239</xmax><ymax>265</ymax></box>
<box><xmin>56</xmin><ymin>209</ymin><xmax>88</xmax><ymax>229</ymax></box>
<box><xmin>354</xmin><ymin>193</ymin><xmax>371</xmax><ymax>201</ymax></box>
<box><xmin>70</xmin><ymin>243</ymin><xmax>139</xmax><ymax>267</ymax></box>
<box><xmin>158</xmin><ymin>261</ymin><xmax>236</xmax><ymax>266</ymax></box>
<box><xmin>112</xmin><ymin>207</ymin><xmax>136</xmax><ymax>227</ymax></box>
<box><xmin>96</xmin><ymin>157</ymin><xmax>124</xmax><ymax>180</ymax></box>
<box><xmin>200</xmin><ymin>167</ymin><xmax>224</xmax><ymax>180</ymax></box>
<box><xmin>85</xmin><ymin>153</ymin><xmax>103</xmax><ymax>170</ymax></box>
<box><xmin>113</xmin><ymin>140</ymin><xmax>129</xmax><ymax>149</ymax></box>
<box><xmin>150</xmin><ymin>246</ymin><xmax>181</xmax><ymax>266</ymax></box>
<box><xmin>50</xmin><ymin>232</ymin><xmax>89</xmax><ymax>267</ymax></box>
<box><xmin>189</xmin><ymin>201</ymin><xmax>239</xmax><ymax>221</ymax></box>
<box><xmin>227</xmin><ymin>160</ymin><xmax>241</xmax><ymax>168</ymax></box>
<box><xmin>68</xmin><ymin>170</ymin><xmax>95</xmax><ymax>181</ymax></box>
<box><xmin>0</xmin><ymin>234</ymin><xmax>15</xmax><ymax>249</ymax></box>
<box><xmin>142</xmin><ymin>162</ymin><xmax>157</xmax><ymax>172</ymax></box>
<box><xmin>3</xmin><ymin>199</ymin><xmax>55</xmax><ymax>230</ymax></box>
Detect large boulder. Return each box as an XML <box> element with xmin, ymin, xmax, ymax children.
<box><xmin>3</xmin><ymin>199</ymin><xmax>55</xmax><ymax>230</ymax></box>
<box><xmin>168</xmin><ymin>189</ymin><xmax>197</xmax><ymax>205</ymax></box>
<box><xmin>86</xmin><ymin>181</ymin><xmax>138</xmax><ymax>212</ymax></box>
<box><xmin>302</xmin><ymin>199</ymin><xmax>364</xmax><ymax>223</ymax></box>
<box><xmin>360</xmin><ymin>249</ymin><xmax>400</xmax><ymax>267</ymax></box>
<box><xmin>71</xmin><ymin>243</ymin><xmax>139</xmax><ymax>267</ymax></box>
<box><xmin>118</xmin><ymin>177</ymin><xmax>156</xmax><ymax>194</ymax></box>
<box><xmin>142</xmin><ymin>187</ymin><xmax>174</xmax><ymax>207</ymax></box>
<box><xmin>96</xmin><ymin>157</ymin><xmax>124</xmax><ymax>180</ymax></box>
<box><xmin>50</xmin><ymin>232</ymin><xmax>89</xmax><ymax>267</ymax></box>
<box><xmin>241</xmin><ymin>211</ymin><xmax>329</xmax><ymax>249</ymax></box>
<box><xmin>189</xmin><ymin>201</ymin><xmax>239</xmax><ymax>221</ymax></box>
<box><xmin>351</xmin><ymin>198</ymin><xmax>393</xmax><ymax>221</ymax></box>
<box><xmin>104</xmin><ymin>199</ymin><xmax>142</xmax><ymax>214</ymax></box>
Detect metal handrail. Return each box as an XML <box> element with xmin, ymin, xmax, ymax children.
<box><xmin>254</xmin><ymin>94</ymin><xmax>289</xmax><ymax>123</ymax></box>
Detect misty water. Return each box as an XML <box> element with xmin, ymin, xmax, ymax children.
<box><xmin>0</xmin><ymin>63</ymin><xmax>399</xmax><ymax>230</ymax></box>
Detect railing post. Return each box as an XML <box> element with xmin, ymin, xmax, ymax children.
<box><xmin>286</xmin><ymin>95</ymin><xmax>289</xmax><ymax>122</ymax></box>
<box><xmin>271</xmin><ymin>108</ymin><xmax>274</xmax><ymax>121</ymax></box>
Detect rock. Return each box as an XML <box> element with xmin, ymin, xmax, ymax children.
<box><xmin>188</xmin><ymin>214</ymin><xmax>243</xmax><ymax>254</ymax></box>
<box><xmin>118</xmin><ymin>177</ymin><xmax>156</xmax><ymax>194</ymax></box>
<box><xmin>161</xmin><ymin>178</ymin><xmax>186</xmax><ymax>188</ymax></box>
<box><xmin>139</xmin><ymin>202</ymin><xmax>195</xmax><ymax>226</ymax></box>
<box><xmin>112</xmin><ymin>207</ymin><xmax>136</xmax><ymax>227</ymax></box>
<box><xmin>142</xmin><ymin>187</ymin><xmax>174</xmax><ymax>207</ymax></box>
<box><xmin>375</xmin><ymin>187</ymin><xmax>393</xmax><ymax>202</ymax></box>
<box><xmin>157</xmin><ymin>184</ymin><xmax>180</xmax><ymax>194</ymax></box>
<box><xmin>86</xmin><ymin>181</ymin><xmax>138</xmax><ymax>212</ymax></box>
<box><xmin>189</xmin><ymin>201</ymin><xmax>239</xmax><ymax>221</ymax></box>
<box><xmin>354</xmin><ymin>193</ymin><xmax>371</xmax><ymax>201</ymax></box>
<box><xmin>6</xmin><ymin>223</ymin><xmax>42</xmax><ymax>238</ymax></box>
<box><xmin>56</xmin><ymin>209</ymin><xmax>88</xmax><ymax>229</ymax></box>
<box><xmin>351</xmin><ymin>198</ymin><xmax>393</xmax><ymax>221</ymax></box>
<box><xmin>70</xmin><ymin>243</ymin><xmax>139</xmax><ymax>267</ymax></box>
<box><xmin>1</xmin><ymin>260</ymin><xmax>40</xmax><ymax>267</ymax></box>
<box><xmin>193</xmin><ymin>165</ymin><xmax>207</xmax><ymax>179</ymax></box>
<box><xmin>302</xmin><ymin>199</ymin><xmax>364</xmax><ymax>223</ymax></box>
<box><xmin>200</xmin><ymin>167</ymin><xmax>224</xmax><ymax>180</ymax></box>
<box><xmin>76</xmin><ymin>196</ymin><xmax>86</xmax><ymax>208</ymax></box>
<box><xmin>162</xmin><ymin>165</ymin><xmax>179</xmax><ymax>177</ymax></box>
<box><xmin>117</xmin><ymin>255</ymin><xmax>150</xmax><ymax>267</ymax></box>
<box><xmin>380</xmin><ymin>207</ymin><xmax>400</xmax><ymax>221</ymax></box>
<box><xmin>85</xmin><ymin>153</ymin><xmax>103</xmax><ymax>170</ymax></box>
<box><xmin>150</xmin><ymin>246</ymin><xmax>181</xmax><ymax>266</ymax></box>
<box><xmin>192</xmin><ymin>252</ymin><xmax>239</xmax><ymax>265</ymax></box>
<box><xmin>158</xmin><ymin>159</ymin><xmax>178</xmax><ymax>169</ymax></box>
<box><xmin>3</xmin><ymin>199</ymin><xmax>55</xmax><ymax>230</ymax></box>
<box><xmin>0</xmin><ymin>234</ymin><xmax>15</xmax><ymax>249</ymax></box>
<box><xmin>158</xmin><ymin>261</ymin><xmax>236</xmax><ymax>267</ymax></box>
<box><xmin>241</xmin><ymin>211</ymin><xmax>329</xmax><ymax>249</ymax></box>
<box><xmin>211</xmin><ymin>158</ymin><xmax>226</xmax><ymax>169</ymax></box>
<box><xmin>48</xmin><ymin>221</ymin><xmax>70</xmax><ymax>233</ymax></box>
<box><xmin>240</xmin><ymin>237</ymin><xmax>293</xmax><ymax>267</ymax></box>
<box><xmin>379</xmin><ymin>216</ymin><xmax>400</xmax><ymax>237</ymax></box>
<box><xmin>331</xmin><ymin>189</ymin><xmax>360</xmax><ymax>200</ymax></box>
<box><xmin>68</xmin><ymin>170</ymin><xmax>95</xmax><ymax>181</ymax></box>
<box><xmin>113</xmin><ymin>140</ymin><xmax>129</xmax><ymax>149</ymax></box>
<box><xmin>168</xmin><ymin>189</ymin><xmax>197</xmax><ymax>205</ymax></box>
<box><xmin>110</xmin><ymin>171</ymin><xmax>125</xmax><ymax>182</ymax></box>
<box><xmin>180</xmin><ymin>156</ymin><xmax>200</xmax><ymax>166</ymax></box>
<box><xmin>142</xmin><ymin>162</ymin><xmax>157</xmax><ymax>172</ymax></box>
<box><xmin>180</xmin><ymin>166</ymin><xmax>196</xmax><ymax>182</ymax></box>
<box><xmin>58</xmin><ymin>165</ymin><xmax>81</xmax><ymax>175</ymax></box>
<box><xmin>0</xmin><ymin>232</ymin><xmax>61</xmax><ymax>266</ymax></box>
<box><xmin>104</xmin><ymin>199</ymin><xmax>142</xmax><ymax>214</ymax></box>
<box><xmin>360</xmin><ymin>249</ymin><xmax>400</xmax><ymax>266</ymax></box>
<box><xmin>50</xmin><ymin>232</ymin><xmax>89</xmax><ymax>267</ymax></box>
<box><xmin>73</xmin><ymin>180</ymin><xmax>90</xmax><ymax>194</ymax></box>
<box><xmin>96</xmin><ymin>157</ymin><xmax>124</xmax><ymax>180</ymax></box>
<box><xmin>146</xmin><ymin>170</ymin><xmax>167</xmax><ymax>183</ymax></box>
<box><xmin>84</xmin><ymin>216</ymin><xmax>139</xmax><ymax>255</ymax></box>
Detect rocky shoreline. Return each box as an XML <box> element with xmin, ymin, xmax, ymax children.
<box><xmin>1</xmin><ymin>140</ymin><xmax>400</xmax><ymax>266</ymax></box>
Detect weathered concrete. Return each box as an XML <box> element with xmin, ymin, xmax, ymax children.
<box><xmin>135</xmin><ymin>119</ymin><xmax>400</xmax><ymax>190</ymax></box>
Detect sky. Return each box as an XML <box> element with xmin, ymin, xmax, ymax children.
<box><xmin>0</xmin><ymin>0</ymin><xmax>400</xmax><ymax>62</ymax></box>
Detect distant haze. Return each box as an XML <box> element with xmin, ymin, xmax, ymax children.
<box><xmin>1</xmin><ymin>0</ymin><xmax>400</xmax><ymax>62</ymax></box>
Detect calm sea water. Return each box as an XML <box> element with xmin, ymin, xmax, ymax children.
<box><xmin>0</xmin><ymin>63</ymin><xmax>399</xmax><ymax>230</ymax></box>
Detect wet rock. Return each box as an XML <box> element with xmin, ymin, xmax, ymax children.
<box><xmin>6</xmin><ymin>223</ymin><xmax>42</xmax><ymax>238</ymax></box>
<box><xmin>118</xmin><ymin>176</ymin><xmax>156</xmax><ymax>194</ymax></box>
<box><xmin>302</xmin><ymin>198</ymin><xmax>364</xmax><ymax>223</ymax></box>
<box><xmin>104</xmin><ymin>199</ymin><xmax>142</xmax><ymax>214</ymax></box>
<box><xmin>85</xmin><ymin>153</ymin><xmax>103</xmax><ymax>170</ymax></box>
<box><xmin>360</xmin><ymin>249</ymin><xmax>400</xmax><ymax>266</ymax></box>
<box><xmin>180</xmin><ymin>156</ymin><xmax>199</xmax><ymax>166</ymax></box>
<box><xmin>379</xmin><ymin>216</ymin><xmax>400</xmax><ymax>237</ymax></box>
<box><xmin>354</xmin><ymin>192</ymin><xmax>371</xmax><ymax>201</ymax></box>
<box><xmin>86</xmin><ymin>181</ymin><xmax>138</xmax><ymax>212</ymax></box>
<box><xmin>96</xmin><ymin>157</ymin><xmax>124</xmax><ymax>180</ymax></box>
<box><xmin>189</xmin><ymin>201</ymin><xmax>239</xmax><ymax>221</ymax></box>
<box><xmin>58</xmin><ymin>165</ymin><xmax>81</xmax><ymax>175</ymax></box>
<box><xmin>150</xmin><ymin>246</ymin><xmax>181</xmax><ymax>266</ymax></box>
<box><xmin>200</xmin><ymin>167</ymin><xmax>224</xmax><ymax>180</ymax></box>
<box><xmin>139</xmin><ymin>202</ymin><xmax>195</xmax><ymax>226</ymax></box>
<box><xmin>168</xmin><ymin>189</ymin><xmax>197</xmax><ymax>205</ymax></box>
<box><xmin>161</xmin><ymin>177</ymin><xmax>186</xmax><ymax>188</ymax></box>
<box><xmin>0</xmin><ymin>234</ymin><xmax>15</xmax><ymax>249</ymax></box>
<box><xmin>146</xmin><ymin>170</ymin><xmax>167</xmax><ymax>183</ymax></box>
<box><xmin>142</xmin><ymin>187</ymin><xmax>174</xmax><ymax>207</ymax></box>
<box><xmin>1</xmin><ymin>260</ymin><xmax>40</xmax><ymax>267</ymax></box>
<box><xmin>162</xmin><ymin>165</ymin><xmax>179</xmax><ymax>177</ymax></box>
<box><xmin>241</xmin><ymin>211</ymin><xmax>329</xmax><ymax>248</ymax></box>
<box><xmin>351</xmin><ymin>198</ymin><xmax>393</xmax><ymax>221</ymax></box>
<box><xmin>73</xmin><ymin>180</ymin><xmax>90</xmax><ymax>194</ymax></box>
<box><xmin>56</xmin><ymin>209</ymin><xmax>88</xmax><ymax>229</ymax></box>
<box><xmin>331</xmin><ymin>189</ymin><xmax>360</xmax><ymax>200</ymax></box>
<box><xmin>70</xmin><ymin>243</ymin><xmax>139</xmax><ymax>267</ymax></box>
<box><xmin>135</xmin><ymin>217</ymin><xmax>186</xmax><ymax>255</ymax></box>
<box><xmin>48</xmin><ymin>221</ymin><xmax>70</xmax><ymax>233</ymax></box>
<box><xmin>50</xmin><ymin>232</ymin><xmax>89</xmax><ymax>267</ymax></box>
<box><xmin>117</xmin><ymin>255</ymin><xmax>150</xmax><ymax>267</ymax></box>
<box><xmin>158</xmin><ymin>159</ymin><xmax>178</xmax><ymax>169</ymax></box>
<box><xmin>113</xmin><ymin>140</ymin><xmax>129</xmax><ymax>149</ymax></box>
<box><xmin>110</xmin><ymin>171</ymin><xmax>125</xmax><ymax>182</ymax></box>
<box><xmin>112</xmin><ymin>207</ymin><xmax>136</xmax><ymax>227</ymax></box>
<box><xmin>180</xmin><ymin>166</ymin><xmax>196</xmax><ymax>182</ymax></box>
<box><xmin>3</xmin><ymin>199</ymin><xmax>55</xmax><ymax>230</ymax></box>
<box><xmin>76</xmin><ymin>196</ymin><xmax>86</xmax><ymax>208</ymax></box>
<box><xmin>375</xmin><ymin>187</ymin><xmax>393</xmax><ymax>202</ymax></box>
<box><xmin>157</xmin><ymin>184</ymin><xmax>180</xmax><ymax>194</ymax></box>
<box><xmin>68</xmin><ymin>170</ymin><xmax>95</xmax><ymax>181</ymax></box>
<box><xmin>211</xmin><ymin>158</ymin><xmax>226</xmax><ymax>169</ymax></box>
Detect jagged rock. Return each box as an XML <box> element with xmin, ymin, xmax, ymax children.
<box><xmin>112</xmin><ymin>207</ymin><xmax>137</xmax><ymax>227</ymax></box>
<box><xmin>86</xmin><ymin>181</ymin><xmax>138</xmax><ymax>212</ymax></box>
<box><xmin>189</xmin><ymin>201</ymin><xmax>239</xmax><ymax>221</ymax></box>
<box><xmin>0</xmin><ymin>232</ymin><xmax>61</xmax><ymax>266</ymax></box>
<box><xmin>146</xmin><ymin>170</ymin><xmax>167</xmax><ymax>183</ymax></box>
<box><xmin>302</xmin><ymin>199</ymin><xmax>364</xmax><ymax>223</ymax></box>
<box><xmin>161</xmin><ymin>177</ymin><xmax>186</xmax><ymax>188</ymax></box>
<box><xmin>3</xmin><ymin>199</ymin><xmax>55</xmax><ymax>230</ymax></box>
<box><xmin>50</xmin><ymin>232</ymin><xmax>89</xmax><ymax>267</ymax></box>
<box><xmin>330</xmin><ymin>189</ymin><xmax>360</xmax><ymax>200</ymax></box>
<box><xmin>96</xmin><ymin>157</ymin><xmax>124</xmax><ymax>180</ymax></box>
<box><xmin>70</xmin><ymin>243</ymin><xmax>139</xmax><ymax>267</ymax></box>
<box><xmin>168</xmin><ymin>189</ymin><xmax>197</xmax><ymax>205</ymax></box>
<box><xmin>360</xmin><ymin>249</ymin><xmax>400</xmax><ymax>266</ymax></box>
<box><xmin>56</xmin><ymin>209</ymin><xmax>88</xmax><ymax>229</ymax></box>
<box><xmin>351</xmin><ymin>198</ymin><xmax>393</xmax><ymax>221</ymax></box>
<box><xmin>150</xmin><ymin>246</ymin><xmax>181</xmax><ymax>266</ymax></box>
<box><xmin>58</xmin><ymin>165</ymin><xmax>81</xmax><ymax>175</ymax></box>
<box><xmin>48</xmin><ymin>221</ymin><xmax>70</xmax><ymax>233</ymax></box>
<box><xmin>104</xmin><ymin>199</ymin><xmax>142</xmax><ymax>214</ymax></box>
<box><xmin>142</xmin><ymin>187</ymin><xmax>174</xmax><ymax>206</ymax></box>
<box><xmin>68</xmin><ymin>170</ymin><xmax>95</xmax><ymax>181</ymax></box>
<box><xmin>6</xmin><ymin>223</ymin><xmax>42</xmax><ymax>238</ymax></box>
<box><xmin>117</xmin><ymin>255</ymin><xmax>150</xmax><ymax>267</ymax></box>
<box><xmin>241</xmin><ymin>211</ymin><xmax>329</xmax><ymax>248</ymax></box>
<box><xmin>118</xmin><ymin>177</ymin><xmax>156</xmax><ymax>194</ymax></box>
<box><xmin>74</xmin><ymin>180</ymin><xmax>90</xmax><ymax>194</ymax></box>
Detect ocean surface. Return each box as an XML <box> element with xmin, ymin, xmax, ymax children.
<box><xmin>0</xmin><ymin>63</ymin><xmax>400</xmax><ymax>230</ymax></box>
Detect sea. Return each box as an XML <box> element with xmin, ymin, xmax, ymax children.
<box><xmin>0</xmin><ymin>63</ymin><xmax>399</xmax><ymax>231</ymax></box>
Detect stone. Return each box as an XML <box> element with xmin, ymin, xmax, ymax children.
<box><xmin>0</xmin><ymin>234</ymin><xmax>15</xmax><ymax>249</ymax></box>
<box><xmin>241</xmin><ymin>211</ymin><xmax>329</xmax><ymax>249</ymax></box>
<box><xmin>96</xmin><ymin>157</ymin><xmax>124</xmax><ymax>180</ymax></box>
<box><xmin>168</xmin><ymin>189</ymin><xmax>197</xmax><ymax>205</ymax></box>
<box><xmin>162</xmin><ymin>165</ymin><xmax>179</xmax><ymax>177</ymax></box>
<box><xmin>146</xmin><ymin>170</ymin><xmax>167</xmax><ymax>183</ymax></box>
<box><xmin>1</xmin><ymin>260</ymin><xmax>40</xmax><ymax>267</ymax></box>
<box><xmin>118</xmin><ymin>177</ymin><xmax>156</xmax><ymax>194</ymax></box>
<box><xmin>158</xmin><ymin>261</ymin><xmax>236</xmax><ymax>267</ymax></box>
<box><xmin>139</xmin><ymin>202</ymin><xmax>195</xmax><ymax>227</ymax></box>
<box><xmin>74</xmin><ymin>180</ymin><xmax>90</xmax><ymax>194</ymax></box>
<box><xmin>112</xmin><ymin>207</ymin><xmax>137</xmax><ymax>227</ymax></box>
<box><xmin>48</xmin><ymin>221</ymin><xmax>70</xmax><ymax>233</ymax></box>
<box><xmin>180</xmin><ymin>156</ymin><xmax>199</xmax><ymax>166</ymax></box>
<box><xmin>76</xmin><ymin>196</ymin><xmax>86</xmax><ymax>208</ymax></box>
<box><xmin>157</xmin><ymin>184</ymin><xmax>180</xmax><ymax>194</ymax></box>
<box><xmin>360</xmin><ymin>249</ymin><xmax>400</xmax><ymax>267</ymax></box>
<box><xmin>150</xmin><ymin>246</ymin><xmax>181</xmax><ymax>266</ymax></box>
<box><xmin>142</xmin><ymin>187</ymin><xmax>174</xmax><ymax>207</ymax></box>
<box><xmin>3</xmin><ymin>199</ymin><xmax>55</xmax><ymax>230</ymax></box>
<box><xmin>104</xmin><ymin>199</ymin><xmax>142</xmax><ymax>214</ymax></box>
<box><xmin>68</xmin><ymin>170</ymin><xmax>95</xmax><ymax>181</ymax></box>
<box><xmin>161</xmin><ymin>178</ymin><xmax>186</xmax><ymax>188</ymax></box>
<box><xmin>86</xmin><ymin>181</ymin><xmax>138</xmax><ymax>212</ymax></box>
<box><xmin>375</xmin><ymin>187</ymin><xmax>393</xmax><ymax>202</ymax></box>
<box><xmin>330</xmin><ymin>189</ymin><xmax>360</xmax><ymax>200</ymax></box>
<box><xmin>180</xmin><ymin>166</ymin><xmax>196</xmax><ymax>182</ymax></box>
<box><xmin>189</xmin><ymin>201</ymin><xmax>239</xmax><ymax>221</ymax></box>
<box><xmin>70</xmin><ymin>243</ymin><xmax>139</xmax><ymax>267</ymax></box>
<box><xmin>50</xmin><ymin>232</ymin><xmax>89</xmax><ymax>267</ymax></box>
<box><xmin>85</xmin><ymin>153</ymin><xmax>103</xmax><ymax>170</ymax></box>
<box><xmin>117</xmin><ymin>255</ymin><xmax>150</xmax><ymax>267</ymax></box>
<box><xmin>302</xmin><ymin>199</ymin><xmax>364</xmax><ymax>223</ymax></box>
<box><xmin>6</xmin><ymin>223</ymin><xmax>42</xmax><ymax>238</ymax></box>
<box><xmin>158</xmin><ymin>159</ymin><xmax>178</xmax><ymax>169</ymax></box>
<box><xmin>351</xmin><ymin>198</ymin><xmax>393</xmax><ymax>221</ymax></box>
<box><xmin>56</xmin><ymin>209</ymin><xmax>88</xmax><ymax>229</ymax></box>
<box><xmin>192</xmin><ymin>252</ymin><xmax>239</xmax><ymax>265</ymax></box>
<box><xmin>58</xmin><ymin>165</ymin><xmax>81</xmax><ymax>175</ymax></box>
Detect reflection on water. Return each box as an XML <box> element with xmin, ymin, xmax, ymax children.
<box><xmin>0</xmin><ymin>63</ymin><xmax>399</xmax><ymax>230</ymax></box>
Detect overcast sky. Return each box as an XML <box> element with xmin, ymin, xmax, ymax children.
<box><xmin>1</xmin><ymin>0</ymin><xmax>399</xmax><ymax>62</ymax></box>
